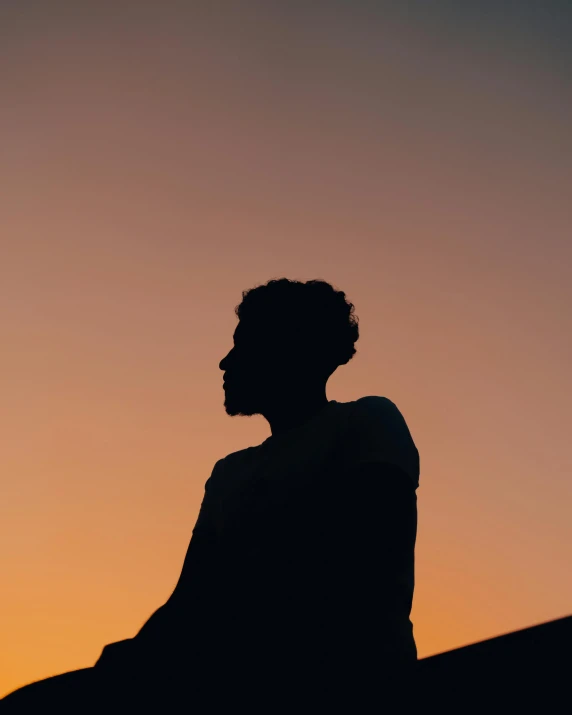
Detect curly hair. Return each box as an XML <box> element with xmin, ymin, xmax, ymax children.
<box><xmin>235</xmin><ymin>278</ymin><xmax>359</xmax><ymax>372</ymax></box>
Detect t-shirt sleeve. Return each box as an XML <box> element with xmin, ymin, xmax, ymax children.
<box><xmin>190</xmin><ymin>461</ymin><xmax>221</xmax><ymax>537</ymax></box>
<box><xmin>172</xmin><ymin>458</ymin><xmax>223</xmax><ymax>595</ymax></box>
<box><xmin>135</xmin><ymin>461</ymin><xmax>222</xmax><ymax>631</ymax></box>
<box><xmin>346</xmin><ymin>396</ymin><xmax>420</xmax><ymax>488</ymax></box>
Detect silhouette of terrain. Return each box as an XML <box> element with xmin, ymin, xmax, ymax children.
<box><xmin>416</xmin><ymin>615</ymin><xmax>570</xmax><ymax>710</ymax></box>
<box><xmin>3</xmin><ymin>616</ymin><xmax>569</xmax><ymax>711</ymax></box>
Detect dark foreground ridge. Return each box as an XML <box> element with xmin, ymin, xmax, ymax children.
<box><xmin>2</xmin><ymin>615</ymin><xmax>569</xmax><ymax>711</ymax></box>
<box><xmin>416</xmin><ymin>615</ymin><xmax>570</xmax><ymax>709</ymax></box>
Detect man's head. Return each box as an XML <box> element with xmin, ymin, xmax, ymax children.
<box><xmin>219</xmin><ymin>278</ymin><xmax>359</xmax><ymax>417</ymax></box>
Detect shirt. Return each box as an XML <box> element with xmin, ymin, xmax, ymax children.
<box><xmin>122</xmin><ymin>395</ymin><xmax>420</xmax><ymax>701</ymax></box>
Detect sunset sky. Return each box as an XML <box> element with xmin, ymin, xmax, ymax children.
<box><xmin>2</xmin><ymin>0</ymin><xmax>571</xmax><ymax>696</ymax></box>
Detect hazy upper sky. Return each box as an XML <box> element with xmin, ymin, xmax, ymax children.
<box><xmin>2</xmin><ymin>0</ymin><xmax>571</xmax><ymax>695</ymax></box>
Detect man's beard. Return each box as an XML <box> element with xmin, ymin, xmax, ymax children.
<box><xmin>224</xmin><ymin>389</ymin><xmax>261</xmax><ymax>417</ymax></box>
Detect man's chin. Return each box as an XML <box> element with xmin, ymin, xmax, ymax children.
<box><xmin>224</xmin><ymin>396</ymin><xmax>259</xmax><ymax>417</ymax></box>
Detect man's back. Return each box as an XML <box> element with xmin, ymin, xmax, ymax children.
<box><xmin>155</xmin><ymin>396</ymin><xmax>420</xmax><ymax>701</ymax></box>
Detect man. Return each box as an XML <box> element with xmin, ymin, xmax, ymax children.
<box><xmin>3</xmin><ymin>278</ymin><xmax>420</xmax><ymax>711</ymax></box>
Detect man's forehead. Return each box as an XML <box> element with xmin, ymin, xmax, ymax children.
<box><xmin>233</xmin><ymin>321</ymin><xmax>281</xmax><ymax>343</ymax></box>
<box><xmin>233</xmin><ymin>321</ymin><xmax>258</xmax><ymax>341</ymax></box>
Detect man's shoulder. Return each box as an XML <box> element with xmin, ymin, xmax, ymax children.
<box><xmin>208</xmin><ymin>446</ymin><xmax>260</xmax><ymax>483</ymax></box>
<box><xmin>344</xmin><ymin>395</ymin><xmax>420</xmax><ymax>486</ymax></box>
<box><xmin>221</xmin><ymin>445</ymin><xmax>260</xmax><ymax>465</ymax></box>
<box><xmin>349</xmin><ymin>395</ymin><xmax>416</xmax><ymax>443</ymax></box>
<box><xmin>344</xmin><ymin>395</ymin><xmax>400</xmax><ymax>421</ymax></box>
<box><xmin>353</xmin><ymin>394</ymin><xmax>398</xmax><ymax>409</ymax></box>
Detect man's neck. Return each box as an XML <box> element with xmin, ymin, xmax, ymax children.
<box><xmin>264</xmin><ymin>390</ymin><xmax>329</xmax><ymax>437</ymax></box>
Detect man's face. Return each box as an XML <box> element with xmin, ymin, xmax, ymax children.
<box><xmin>219</xmin><ymin>320</ymin><xmax>298</xmax><ymax>416</ymax></box>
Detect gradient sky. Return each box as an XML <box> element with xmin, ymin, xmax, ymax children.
<box><xmin>2</xmin><ymin>0</ymin><xmax>571</xmax><ymax>696</ymax></box>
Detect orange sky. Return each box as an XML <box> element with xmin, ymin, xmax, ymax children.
<box><xmin>2</xmin><ymin>1</ymin><xmax>571</xmax><ymax>696</ymax></box>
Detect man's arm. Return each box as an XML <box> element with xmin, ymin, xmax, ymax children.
<box><xmin>298</xmin><ymin>460</ymin><xmax>418</xmax><ymax>675</ymax></box>
<box><xmin>95</xmin><ymin>536</ymin><xmax>214</xmax><ymax>669</ymax></box>
<box><xmin>94</xmin><ymin>468</ymin><xmax>221</xmax><ymax>670</ymax></box>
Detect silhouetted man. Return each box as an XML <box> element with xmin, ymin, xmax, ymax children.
<box><xmin>3</xmin><ymin>278</ymin><xmax>420</xmax><ymax>711</ymax></box>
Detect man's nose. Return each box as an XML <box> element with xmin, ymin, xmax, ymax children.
<box><xmin>219</xmin><ymin>350</ymin><xmax>233</xmax><ymax>371</ymax></box>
